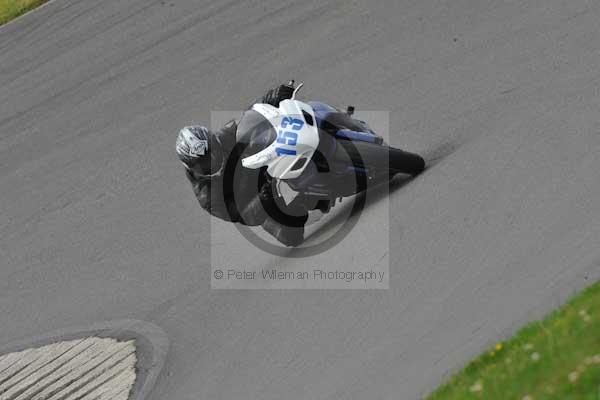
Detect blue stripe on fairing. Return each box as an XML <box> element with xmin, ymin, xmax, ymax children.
<box><xmin>335</xmin><ymin>129</ymin><xmax>378</xmax><ymax>143</ymax></box>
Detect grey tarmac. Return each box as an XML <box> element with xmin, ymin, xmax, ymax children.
<box><xmin>1</xmin><ymin>0</ymin><xmax>600</xmax><ymax>399</ymax></box>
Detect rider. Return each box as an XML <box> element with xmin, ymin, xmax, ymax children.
<box><xmin>176</xmin><ymin>83</ymin><xmax>308</xmax><ymax>247</ymax></box>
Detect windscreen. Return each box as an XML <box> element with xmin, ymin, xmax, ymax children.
<box><xmin>235</xmin><ymin>109</ymin><xmax>277</xmax><ymax>152</ymax></box>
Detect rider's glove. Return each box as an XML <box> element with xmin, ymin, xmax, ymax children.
<box><xmin>261</xmin><ymin>83</ymin><xmax>294</xmax><ymax>107</ymax></box>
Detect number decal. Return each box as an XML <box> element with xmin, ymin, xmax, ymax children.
<box><xmin>275</xmin><ymin>116</ymin><xmax>305</xmax><ymax>156</ymax></box>
<box><xmin>281</xmin><ymin>117</ymin><xmax>304</xmax><ymax>130</ymax></box>
<box><xmin>277</xmin><ymin>130</ymin><xmax>298</xmax><ymax>146</ymax></box>
<box><xmin>275</xmin><ymin>147</ymin><xmax>297</xmax><ymax>156</ymax></box>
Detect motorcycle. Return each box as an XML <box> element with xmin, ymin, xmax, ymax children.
<box><xmin>239</xmin><ymin>82</ymin><xmax>425</xmax><ymax>216</ymax></box>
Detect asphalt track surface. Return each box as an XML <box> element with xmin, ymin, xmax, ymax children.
<box><xmin>2</xmin><ymin>0</ymin><xmax>600</xmax><ymax>398</ymax></box>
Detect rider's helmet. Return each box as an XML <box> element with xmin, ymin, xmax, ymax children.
<box><xmin>176</xmin><ymin>126</ymin><xmax>224</xmax><ymax>177</ymax></box>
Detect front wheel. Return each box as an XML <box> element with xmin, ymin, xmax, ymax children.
<box><xmin>388</xmin><ymin>148</ymin><xmax>426</xmax><ymax>176</ymax></box>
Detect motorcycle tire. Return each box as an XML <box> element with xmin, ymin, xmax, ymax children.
<box><xmin>388</xmin><ymin>147</ymin><xmax>426</xmax><ymax>176</ymax></box>
<box><xmin>338</xmin><ymin>140</ymin><xmax>426</xmax><ymax>176</ymax></box>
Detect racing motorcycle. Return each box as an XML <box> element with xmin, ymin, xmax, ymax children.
<box><xmin>239</xmin><ymin>82</ymin><xmax>425</xmax><ymax>216</ymax></box>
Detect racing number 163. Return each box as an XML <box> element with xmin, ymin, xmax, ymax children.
<box><xmin>275</xmin><ymin>117</ymin><xmax>304</xmax><ymax>156</ymax></box>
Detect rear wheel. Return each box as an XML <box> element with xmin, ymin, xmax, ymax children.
<box><xmin>388</xmin><ymin>148</ymin><xmax>425</xmax><ymax>175</ymax></box>
<box><xmin>333</xmin><ymin>139</ymin><xmax>425</xmax><ymax>176</ymax></box>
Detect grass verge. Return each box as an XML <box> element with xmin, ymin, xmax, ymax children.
<box><xmin>0</xmin><ymin>0</ymin><xmax>48</xmax><ymax>26</ymax></box>
<box><xmin>428</xmin><ymin>281</ymin><xmax>600</xmax><ymax>400</ymax></box>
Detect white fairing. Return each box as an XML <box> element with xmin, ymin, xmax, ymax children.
<box><xmin>241</xmin><ymin>99</ymin><xmax>320</xmax><ymax>180</ymax></box>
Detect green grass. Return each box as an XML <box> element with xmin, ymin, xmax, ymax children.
<box><xmin>428</xmin><ymin>281</ymin><xmax>600</xmax><ymax>400</ymax></box>
<box><xmin>0</xmin><ymin>0</ymin><xmax>48</xmax><ymax>26</ymax></box>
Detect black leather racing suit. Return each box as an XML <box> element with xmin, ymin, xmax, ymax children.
<box><xmin>184</xmin><ymin>85</ymin><xmax>308</xmax><ymax>247</ymax></box>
